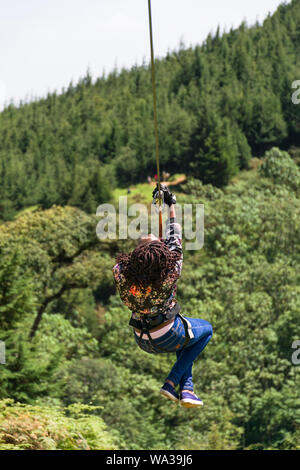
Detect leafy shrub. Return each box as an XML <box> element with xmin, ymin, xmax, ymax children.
<box><xmin>181</xmin><ymin>178</ymin><xmax>223</xmax><ymax>201</ymax></box>
<box><xmin>259</xmin><ymin>147</ymin><xmax>300</xmax><ymax>192</ymax></box>
<box><xmin>0</xmin><ymin>400</ymin><xmax>119</xmax><ymax>450</ymax></box>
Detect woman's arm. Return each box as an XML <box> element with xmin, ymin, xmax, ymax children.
<box><xmin>164</xmin><ymin>203</ymin><xmax>183</xmax><ymax>276</ymax></box>
<box><xmin>169</xmin><ymin>203</ymin><xmax>176</xmax><ymax>219</ymax></box>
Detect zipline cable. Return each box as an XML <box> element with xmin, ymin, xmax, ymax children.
<box><xmin>148</xmin><ymin>0</ymin><xmax>163</xmax><ymax>239</ymax></box>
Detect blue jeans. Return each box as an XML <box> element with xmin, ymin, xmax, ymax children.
<box><xmin>134</xmin><ymin>315</ymin><xmax>213</xmax><ymax>391</ymax></box>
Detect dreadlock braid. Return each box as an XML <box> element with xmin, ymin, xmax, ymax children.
<box><xmin>116</xmin><ymin>240</ymin><xmax>181</xmax><ymax>290</ymax></box>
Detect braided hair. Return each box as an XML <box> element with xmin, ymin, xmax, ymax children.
<box><xmin>116</xmin><ymin>240</ymin><xmax>181</xmax><ymax>290</ymax></box>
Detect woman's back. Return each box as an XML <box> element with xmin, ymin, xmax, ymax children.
<box><xmin>113</xmin><ymin>218</ymin><xmax>183</xmax><ymax>318</ymax></box>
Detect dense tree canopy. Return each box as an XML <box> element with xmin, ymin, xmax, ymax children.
<box><xmin>0</xmin><ymin>0</ymin><xmax>300</xmax><ymax>451</ymax></box>
<box><xmin>0</xmin><ymin>1</ymin><xmax>300</xmax><ymax>219</ymax></box>
<box><xmin>1</xmin><ymin>148</ymin><xmax>300</xmax><ymax>450</ymax></box>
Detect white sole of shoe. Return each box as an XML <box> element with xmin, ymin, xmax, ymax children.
<box><xmin>180</xmin><ymin>399</ymin><xmax>203</xmax><ymax>408</ymax></box>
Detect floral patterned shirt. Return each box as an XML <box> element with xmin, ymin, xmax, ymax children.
<box><xmin>113</xmin><ymin>218</ymin><xmax>183</xmax><ymax>319</ymax></box>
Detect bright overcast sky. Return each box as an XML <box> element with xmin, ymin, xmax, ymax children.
<box><xmin>0</xmin><ymin>0</ymin><xmax>286</xmax><ymax>110</ymax></box>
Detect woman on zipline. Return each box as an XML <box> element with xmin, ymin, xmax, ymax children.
<box><xmin>113</xmin><ymin>184</ymin><xmax>213</xmax><ymax>408</ymax></box>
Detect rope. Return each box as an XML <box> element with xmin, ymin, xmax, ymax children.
<box><xmin>148</xmin><ymin>0</ymin><xmax>163</xmax><ymax>238</ymax></box>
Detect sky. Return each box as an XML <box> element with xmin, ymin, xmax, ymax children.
<box><xmin>0</xmin><ymin>0</ymin><xmax>287</xmax><ymax>110</ymax></box>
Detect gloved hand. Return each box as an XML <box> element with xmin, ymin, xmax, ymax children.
<box><xmin>152</xmin><ymin>183</ymin><xmax>176</xmax><ymax>206</ymax></box>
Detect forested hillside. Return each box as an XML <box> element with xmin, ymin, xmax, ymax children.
<box><xmin>0</xmin><ymin>0</ymin><xmax>300</xmax><ymax>219</ymax></box>
<box><xmin>0</xmin><ymin>0</ymin><xmax>300</xmax><ymax>451</ymax></box>
<box><xmin>0</xmin><ymin>148</ymin><xmax>300</xmax><ymax>450</ymax></box>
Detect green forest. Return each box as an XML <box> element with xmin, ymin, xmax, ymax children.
<box><xmin>0</xmin><ymin>0</ymin><xmax>300</xmax><ymax>451</ymax></box>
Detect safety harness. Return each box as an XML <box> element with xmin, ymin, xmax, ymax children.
<box><xmin>129</xmin><ymin>303</ymin><xmax>192</xmax><ymax>354</ymax></box>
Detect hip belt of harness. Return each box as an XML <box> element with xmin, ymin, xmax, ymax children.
<box><xmin>129</xmin><ymin>302</ymin><xmax>180</xmax><ymax>330</ymax></box>
<box><xmin>129</xmin><ymin>304</ymin><xmax>194</xmax><ymax>353</ymax></box>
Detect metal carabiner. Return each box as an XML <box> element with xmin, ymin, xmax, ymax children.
<box><xmin>152</xmin><ymin>189</ymin><xmax>165</xmax><ymax>213</ymax></box>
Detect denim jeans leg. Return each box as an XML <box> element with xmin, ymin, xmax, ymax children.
<box><xmin>175</xmin><ymin>351</ymin><xmax>194</xmax><ymax>391</ymax></box>
<box><xmin>166</xmin><ymin>318</ymin><xmax>213</xmax><ymax>389</ymax></box>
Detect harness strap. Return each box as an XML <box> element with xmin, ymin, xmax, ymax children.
<box><xmin>138</xmin><ymin>325</ymin><xmax>169</xmax><ymax>354</ymax></box>
<box><xmin>129</xmin><ymin>302</ymin><xmax>180</xmax><ymax>330</ymax></box>
<box><xmin>178</xmin><ymin>313</ymin><xmax>192</xmax><ymax>349</ymax></box>
<box><xmin>134</xmin><ymin>308</ymin><xmax>191</xmax><ymax>354</ymax></box>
